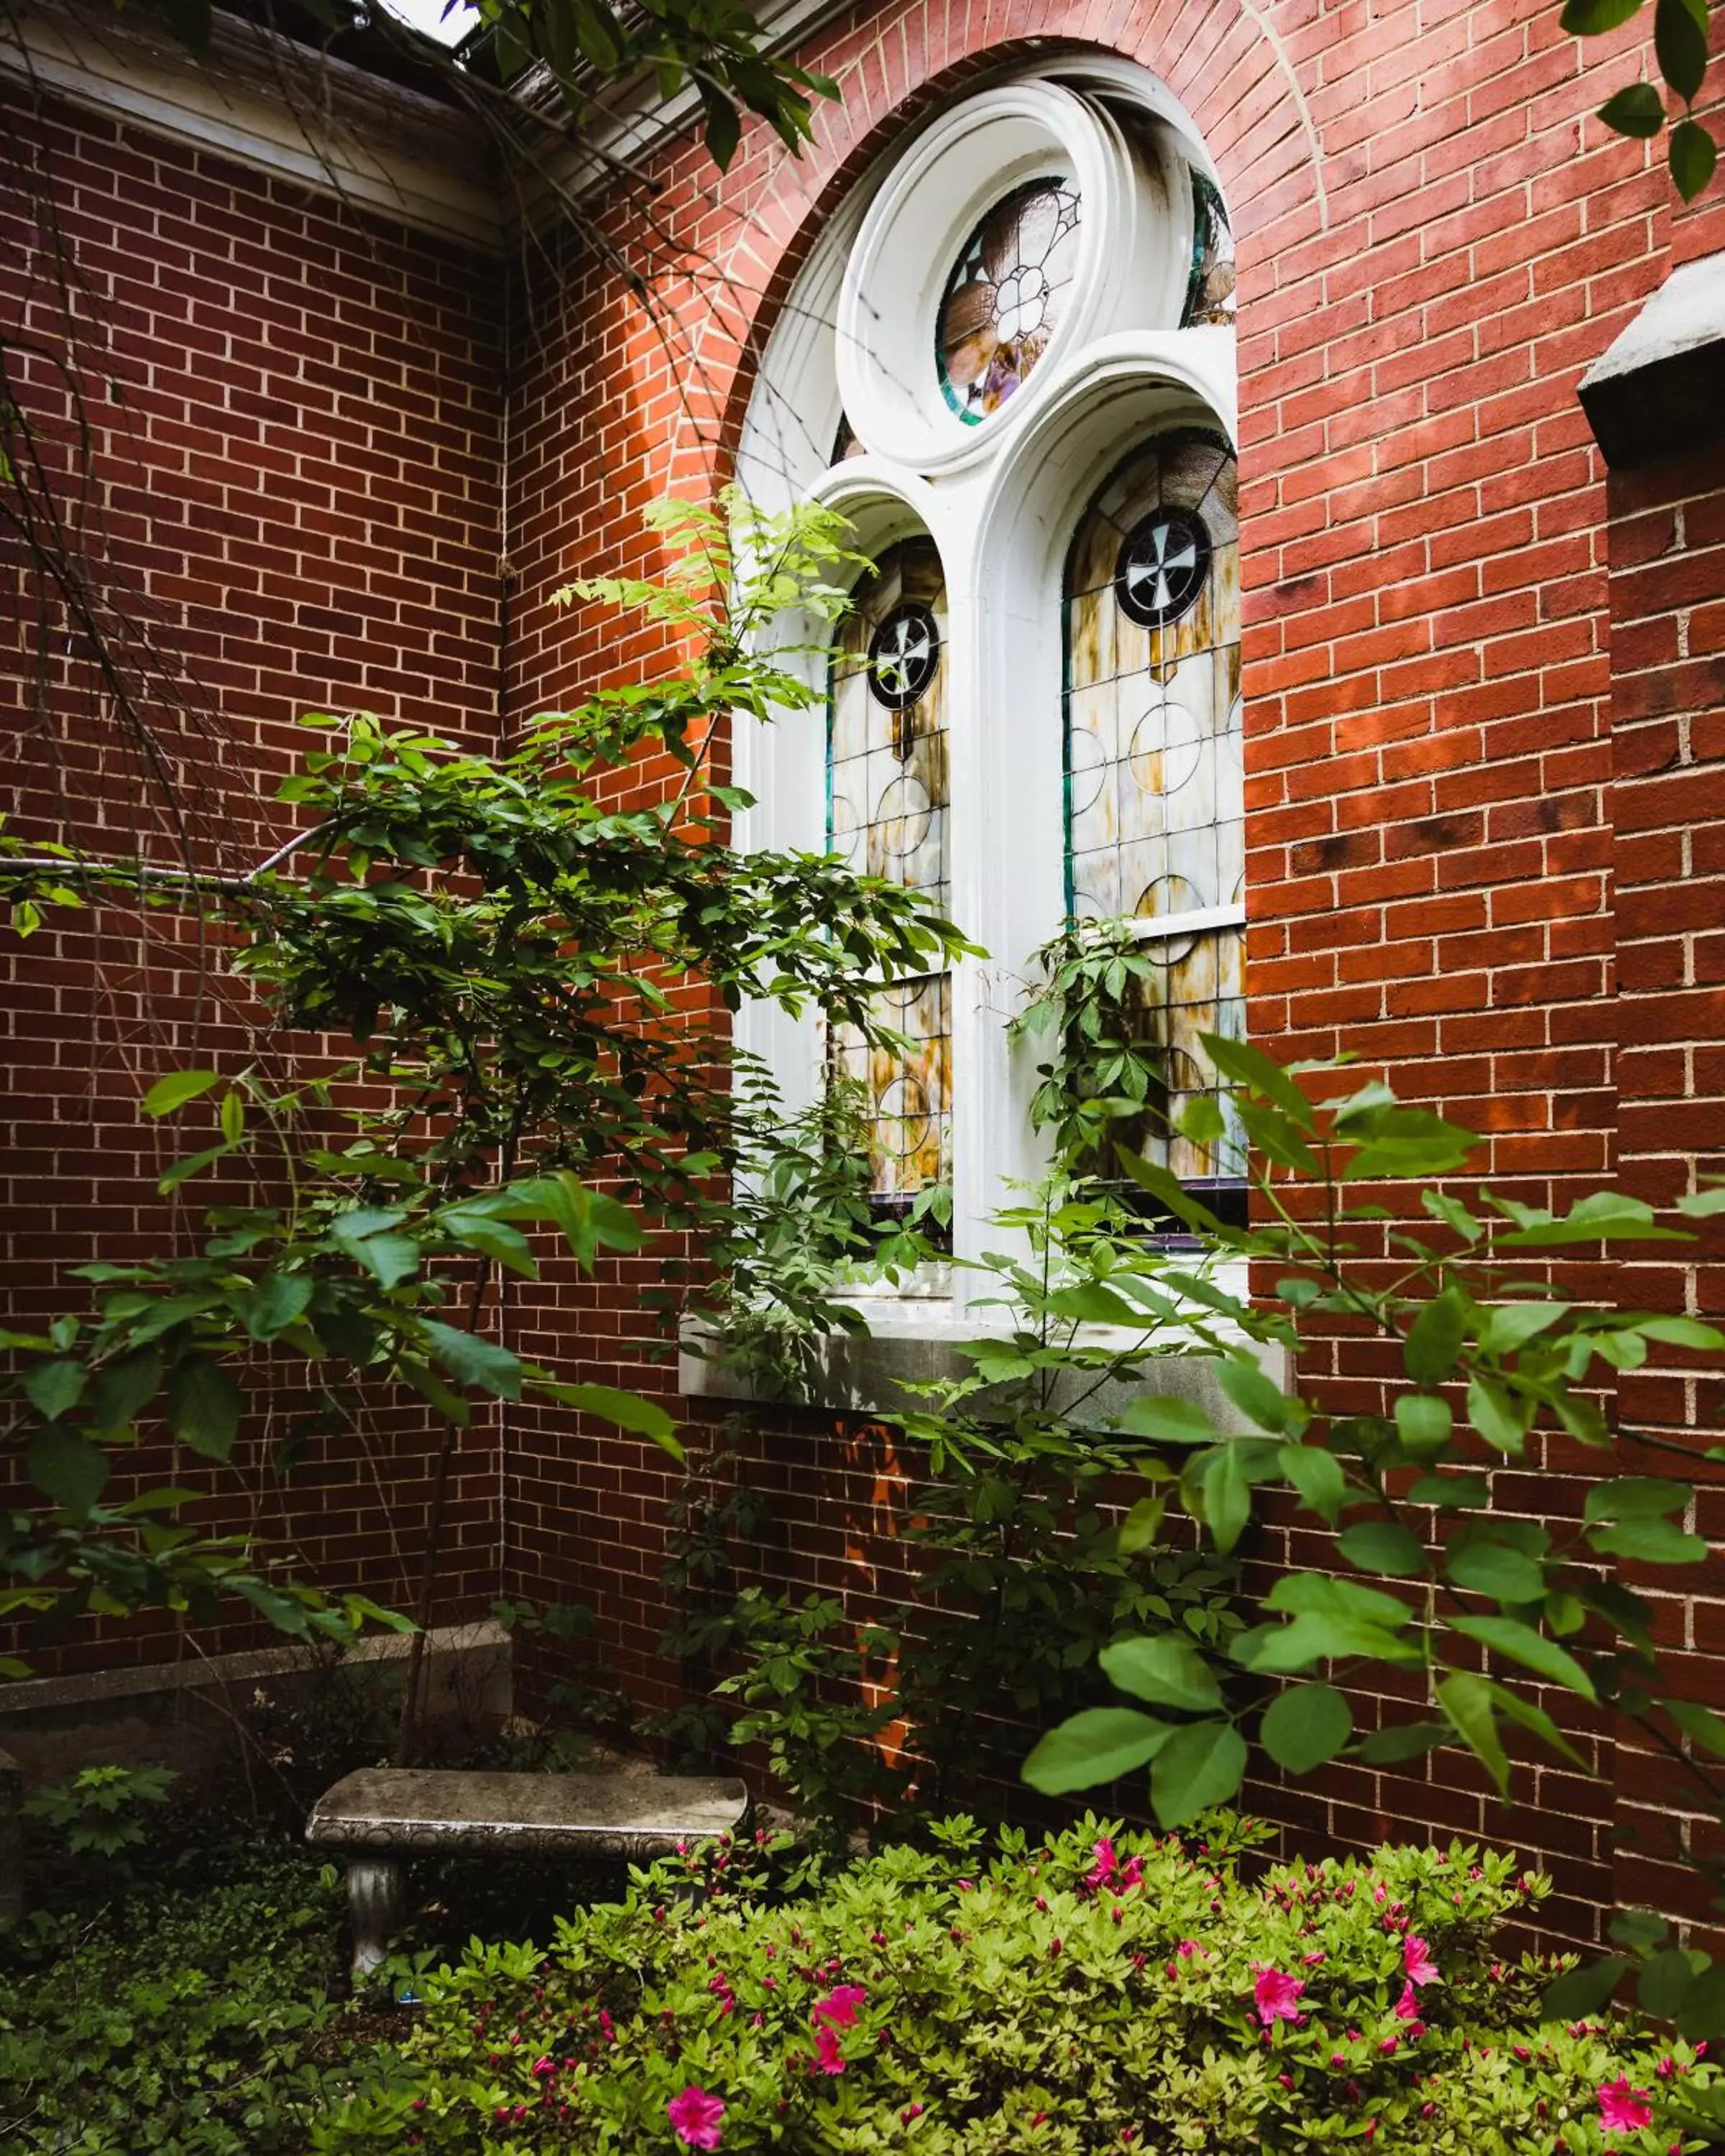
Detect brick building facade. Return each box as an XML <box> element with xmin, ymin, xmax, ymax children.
<box><xmin>2</xmin><ymin>0</ymin><xmax>1724</xmax><ymax>1945</ymax></box>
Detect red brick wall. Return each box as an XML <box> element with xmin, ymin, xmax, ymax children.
<box><xmin>494</xmin><ymin>0</ymin><xmax>1725</xmax><ymax>1945</ymax></box>
<box><xmin>1604</xmin><ymin>439</ymin><xmax>1725</xmax><ymax>1923</ymax></box>
<box><xmin>0</xmin><ymin>83</ymin><xmax>507</xmax><ymax>1670</ymax></box>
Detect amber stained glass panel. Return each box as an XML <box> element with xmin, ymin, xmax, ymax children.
<box><xmin>937</xmin><ymin>177</ymin><xmax>1081</xmax><ymax>425</ymax></box>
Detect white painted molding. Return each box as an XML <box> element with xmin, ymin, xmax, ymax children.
<box><xmin>1</xmin><ymin>0</ymin><xmax>504</xmax><ymax>250</ymax></box>
<box><xmin>1581</xmin><ymin>249</ymin><xmax>1725</xmax><ymax>391</ymax></box>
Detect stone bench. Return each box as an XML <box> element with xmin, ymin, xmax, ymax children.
<box><xmin>306</xmin><ymin>1766</ymin><xmax>750</xmax><ymax>1974</ymax></box>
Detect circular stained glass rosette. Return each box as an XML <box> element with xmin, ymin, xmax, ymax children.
<box><xmin>937</xmin><ymin>176</ymin><xmax>1081</xmax><ymax>425</ymax></box>
<box><xmin>866</xmin><ymin>602</ymin><xmax>941</xmax><ymax>709</ymax></box>
<box><xmin>1115</xmin><ymin>507</ymin><xmax>1212</xmax><ymax>630</ymax></box>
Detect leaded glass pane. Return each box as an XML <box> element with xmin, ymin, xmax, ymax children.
<box><xmin>827</xmin><ymin>974</ymin><xmax>952</xmax><ymax>1212</ymax></box>
<box><xmin>828</xmin><ymin>539</ymin><xmax>949</xmax><ymax>913</ymax></box>
<box><xmin>1064</xmin><ymin>430</ymin><xmax>1245</xmax><ymax>1201</ymax></box>
<box><xmin>1182</xmin><ymin>170</ymin><xmax>1236</xmax><ymax>328</ymax></box>
<box><xmin>937</xmin><ymin>177</ymin><xmax>1081</xmax><ymax>425</ymax></box>
<box><xmin>1064</xmin><ymin>430</ymin><xmax>1241</xmax><ymax>926</ymax></box>
<box><xmin>827</xmin><ymin>540</ymin><xmax>952</xmax><ymax>1217</ymax></box>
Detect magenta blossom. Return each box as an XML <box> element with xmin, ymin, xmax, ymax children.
<box><xmin>1598</xmin><ymin>2078</ymin><xmax>1654</xmax><ymax>2136</ymax></box>
<box><xmin>1393</xmin><ymin>1981</ymin><xmax>1421</xmax><ymax>2021</ymax></box>
<box><xmin>668</xmin><ymin>2086</ymin><xmax>726</xmax><ymax>2150</ymax></box>
<box><xmin>1403</xmin><ymin>1935</ymin><xmax>1440</xmax><ymax>1987</ymax></box>
<box><xmin>811</xmin><ymin>1985</ymin><xmax>868</xmax><ymax>2030</ymax></box>
<box><xmin>1085</xmin><ymin>1838</ymin><xmax>1119</xmax><ymax>1890</ymax></box>
<box><xmin>814</xmin><ymin>2026</ymin><xmax>847</xmax><ymax>2076</ymax></box>
<box><xmin>1253</xmin><ymin>1966</ymin><xmax>1306</xmax><ymax>2026</ymax></box>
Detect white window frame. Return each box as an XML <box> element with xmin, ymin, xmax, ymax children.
<box><xmin>732</xmin><ymin>58</ymin><xmax>1241</xmax><ymax>1337</ymax></box>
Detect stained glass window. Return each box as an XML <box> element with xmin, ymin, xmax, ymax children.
<box><xmin>827</xmin><ymin>540</ymin><xmax>952</xmax><ymax>1218</ymax></box>
<box><xmin>937</xmin><ymin>177</ymin><xmax>1082</xmax><ymax>425</ymax></box>
<box><xmin>1182</xmin><ymin>170</ymin><xmax>1236</xmax><ymax>328</ymax></box>
<box><xmin>1063</xmin><ymin>430</ymin><xmax>1245</xmax><ymax>1203</ymax></box>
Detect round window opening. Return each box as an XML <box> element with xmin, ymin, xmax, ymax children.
<box><xmin>1115</xmin><ymin>507</ymin><xmax>1213</xmax><ymax>629</ymax></box>
<box><xmin>866</xmin><ymin>602</ymin><xmax>941</xmax><ymax>711</ymax></box>
<box><xmin>936</xmin><ymin>175</ymin><xmax>1082</xmax><ymax>425</ymax></box>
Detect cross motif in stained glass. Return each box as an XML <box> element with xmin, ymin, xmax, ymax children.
<box><xmin>868</xmin><ymin>603</ymin><xmax>940</xmax><ymax>711</ymax></box>
<box><xmin>937</xmin><ymin>177</ymin><xmax>1081</xmax><ymax>424</ymax></box>
<box><xmin>1116</xmin><ymin>508</ymin><xmax>1212</xmax><ymax>630</ymax></box>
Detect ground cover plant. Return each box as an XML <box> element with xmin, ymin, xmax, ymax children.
<box><xmin>306</xmin><ymin>1815</ymin><xmax>1721</xmax><ymax>2153</ymax></box>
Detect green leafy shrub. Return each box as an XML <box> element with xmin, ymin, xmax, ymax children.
<box><xmin>0</xmin><ymin>1840</ymin><xmax>356</xmax><ymax>2155</ymax></box>
<box><xmin>22</xmin><ymin>1760</ymin><xmax>177</xmax><ymax>1860</ymax></box>
<box><xmin>312</xmin><ymin>1818</ymin><xmax>1717</xmax><ymax>2153</ymax></box>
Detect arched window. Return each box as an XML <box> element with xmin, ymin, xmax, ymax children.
<box><xmin>827</xmin><ymin>539</ymin><xmax>952</xmax><ymax>1220</ymax></box>
<box><xmin>734</xmin><ymin>60</ymin><xmax>1241</xmax><ymax>1322</ymax></box>
<box><xmin>1064</xmin><ymin>430</ymin><xmax>1246</xmax><ymax>1214</ymax></box>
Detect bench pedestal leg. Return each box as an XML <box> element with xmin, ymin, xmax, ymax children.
<box><xmin>346</xmin><ymin>1855</ymin><xmax>405</xmax><ymax>1979</ymax></box>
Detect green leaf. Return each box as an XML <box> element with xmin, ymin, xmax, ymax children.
<box><xmin>1541</xmin><ymin>1955</ymin><xmax>1630</xmax><ymax>2020</ymax></box>
<box><xmin>1449</xmin><ymin>1615</ymin><xmax>1598</xmax><ymax>1701</ymax></box>
<box><xmin>1468</xmin><ymin>1374</ymin><xmax>1531</xmax><ymax>1455</ymax></box>
<box><xmin>1265</xmin><ymin>1574</ymin><xmax>1414</xmax><ymax>1626</ymax></box>
<box><xmin>420</xmin><ymin>1320</ymin><xmax>523</xmax><ymax>1401</ymax></box>
<box><xmin>1665</xmin><ymin>1697</ymin><xmax>1725</xmax><ymax>1756</ymax></box>
<box><xmin>1489</xmin><ymin>1680</ymin><xmax>1588</xmax><ymax>1772</ymax></box>
<box><xmin>1438</xmin><ymin>1669</ymin><xmax>1509</xmax><ymax>1794</ymax></box>
<box><xmin>218</xmin><ymin>1089</ymin><xmax>245</xmax><ymax>1144</ymax></box>
<box><xmin>1215</xmin><ymin>1356</ymin><xmax>1292</xmax><ymax>1434</ymax></box>
<box><xmin>1119</xmin><ymin>1394</ymin><xmax>1217</xmax><ymax>1446</ymax></box>
<box><xmin>1151</xmin><ymin>1717</ymin><xmax>1248</xmax><ymax>1828</ymax></box>
<box><xmin>1677</xmin><ymin>1960</ymin><xmax>1725</xmax><ymax>2040</ymax></box>
<box><xmin>1405</xmin><ymin>1287</ymin><xmax>1467</xmax><ymax>1384</ymax></box>
<box><xmin>329</xmin><ymin>1212</ymin><xmax>420</xmax><ymax>1290</ymax></box>
<box><xmin>166</xmin><ymin>1356</ymin><xmax>243</xmax><ymax>1461</ymax></box>
<box><xmin>142</xmin><ymin>1070</ymin><xmax>221</xmax><ymax>1116</ymax></box>
<box><xmin>1478</xmin><ymin>1300</ymin><xmax>1573</xmax><ymax>1355</ymax></box>
<box><xmin>27</xmin><ymin>1427</ymin><xmax>111</xmax><ymax>1516</ymax></box>
<box><xmin>1598</xmin><ymin>80</ymin><xmax>1666</xmax><ymax>134</ymax></box>
<box><xmin>1235</xmin><ymin>1100</ymin><xmax>1320</xmax><ymax>1176</ymax></box>
<box><xmin>1678</xmin><ymin>1187</ymin><xmax>1725</xmax><ymax>1218</ymax></box>
<box><xmin>1560</xmin><ymin>0</ymin><xmax>1644</xmax><ymax>29</ymax></box>
<box><xmin>1338</xmin><ymin>1106</ymin><xmax>1479</xmax><ymax>1181</ymax></box>
<box><xmin>89</xmin><ymin>1349</ymin><xmax>162</xmax><ymax>1431</ymax></box>
<box><xmin>1245</xmin><ymin>1613</ymin><xmax>1422</xmax><ymax>1674</ymax></box>
<box><xmin>236</xmin><ymin>1273</ymin><xmax>313</xmax><ymax>1342</ymax></box>
<box><xmin>1337</xmin><ymin>1519</ymin><xmax>1426</xmax><ymax>1576</ymax></box>
<box><xmin>1497</xmin><ymin>1192</ymin><xmax>1688</xmax><ymax>1245</ymax></box>
<box><xmin>1640</xmin><ymin>1947</ymin><xmax>1705</xmax><ymax>2020</ymax></box>
<box><xmin>1046</xmin><ymin>1281</ymin><xmax>1146</xmax><ymax>1327</ymax></box>
<box><xmin>1200</xmin><ymin>1445</ymin><xmax>1254</xmax><ymax>1554</ymax></box>
<box><xmin>534</xmin><ymin>1381</ymin><xmax>681</xmax><ymax>1457</ymax></box>
<box><xmin>1588</xmin><ymin>1516</ymin><xmax>1708</xmax><ymax>1565</ymax></box>
<box><xmin>1117</xmin><ymin>1496</ymin><xmax>1167</xmax><ymax>1555</ymax></box>
<box><xmin>1278</xmin><ymin>1442</ymin><xmax>1347</xmax><ymax>1524</ymax></box>
<box><xmin>1021</xmin><ymin>1707</ymin><xmax>1174</xmax><ymax>1795</ymax></box>
<box><xmin>1200</xmin><ymin>1033</ymin><xmax>1317</xmax><ymax>1130</ymax></box>
<box><xmin>1394</xmin><ymin>1393</ymin><xmax>1452</xmax><ymax>1461</ymax></box>
<box><xmin>1446</xmin><ymin>1542</ymin><xmax>1547</xmax><ymax>1604</ymax></box>
<box><xmin>1100</xmin><ymin>1634</ymin><xmax>1224</xmax><ymax>1715</ymax></box>
<box><xmin>1584</xmin><ymin>1476</ymin><xmax>1692</xmax><ymax>1523</ymax></box>
<box><xmin>1655</xmin><ymin>0</ymin><xmax>1708</xmax><ymax>101</ymax></box>
<box><xmin>23</xmin><ymin>1359</ymin><xmax>86</xmax><ymax>1423</ymax></box>
<box><xmin>1671</xmin><ymin>119</ymin><xmax>1718</xmax><ymax>200</ymax></box>
<box><xmin>160</xmin><ymin>1144</ymin><xmax>234</xmax><ymax>1194</ymax></box>
<box><xmin>1261</xmin><ymin>1684</ymin><xmax>1352</xmax><ymax>1772</ymax></box>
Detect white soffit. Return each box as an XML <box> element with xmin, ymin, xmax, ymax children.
<box><xmin>0</xmin><ymin>0</ymin><xmax>505</xmax><ymax>250</ymax></box>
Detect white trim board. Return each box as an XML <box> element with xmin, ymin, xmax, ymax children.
<box><xmin>1</xmin><ymin>0</ymin><xmax>505</xmax><ymax>250</ymax></box>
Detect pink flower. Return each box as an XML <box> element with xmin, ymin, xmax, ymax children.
<box><xmin>1394</xmin><ymin>1981</ymin><xmax>1421</xmax><ymax>2020</ymax></box>
<box><xmin>668</xmin><ymin>2088</ymin><xmax>726</xmax><ymax>2151</ymax></box>
<box><xmin>1086</xmin><ymin>1838</ymin><xmax>1119</xmax><ymax>1889</ymax></box>
<box><xmin>1598</xmin><ymin>2078</ymin><xmax>1654</xmax><ymax>2135</ymax></box>
<box><xmin>1404</xmin><ymin>1936</ymin><xmax>1440</xmax><ymax>1988</ymax></box>
<box><xmin>1254</xmin><ymin>1967</ymin><xmax>1307</xmax><ymax>2026</ymax></box>
<box><xmin>811</xmin><ymin>1985</ymin><xmax>868</xmax><ymax>2030</ymax></box>
<box><xmin>814</xmin><ymin>2026</ymin><xmax>847</xmax><ymax>2076</ymax></box>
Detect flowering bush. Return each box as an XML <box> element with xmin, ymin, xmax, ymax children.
<box><xmin>313</xmin><ymin>1818</ymin><xmax>1719</xmax><ymax>2153</ymax></box>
